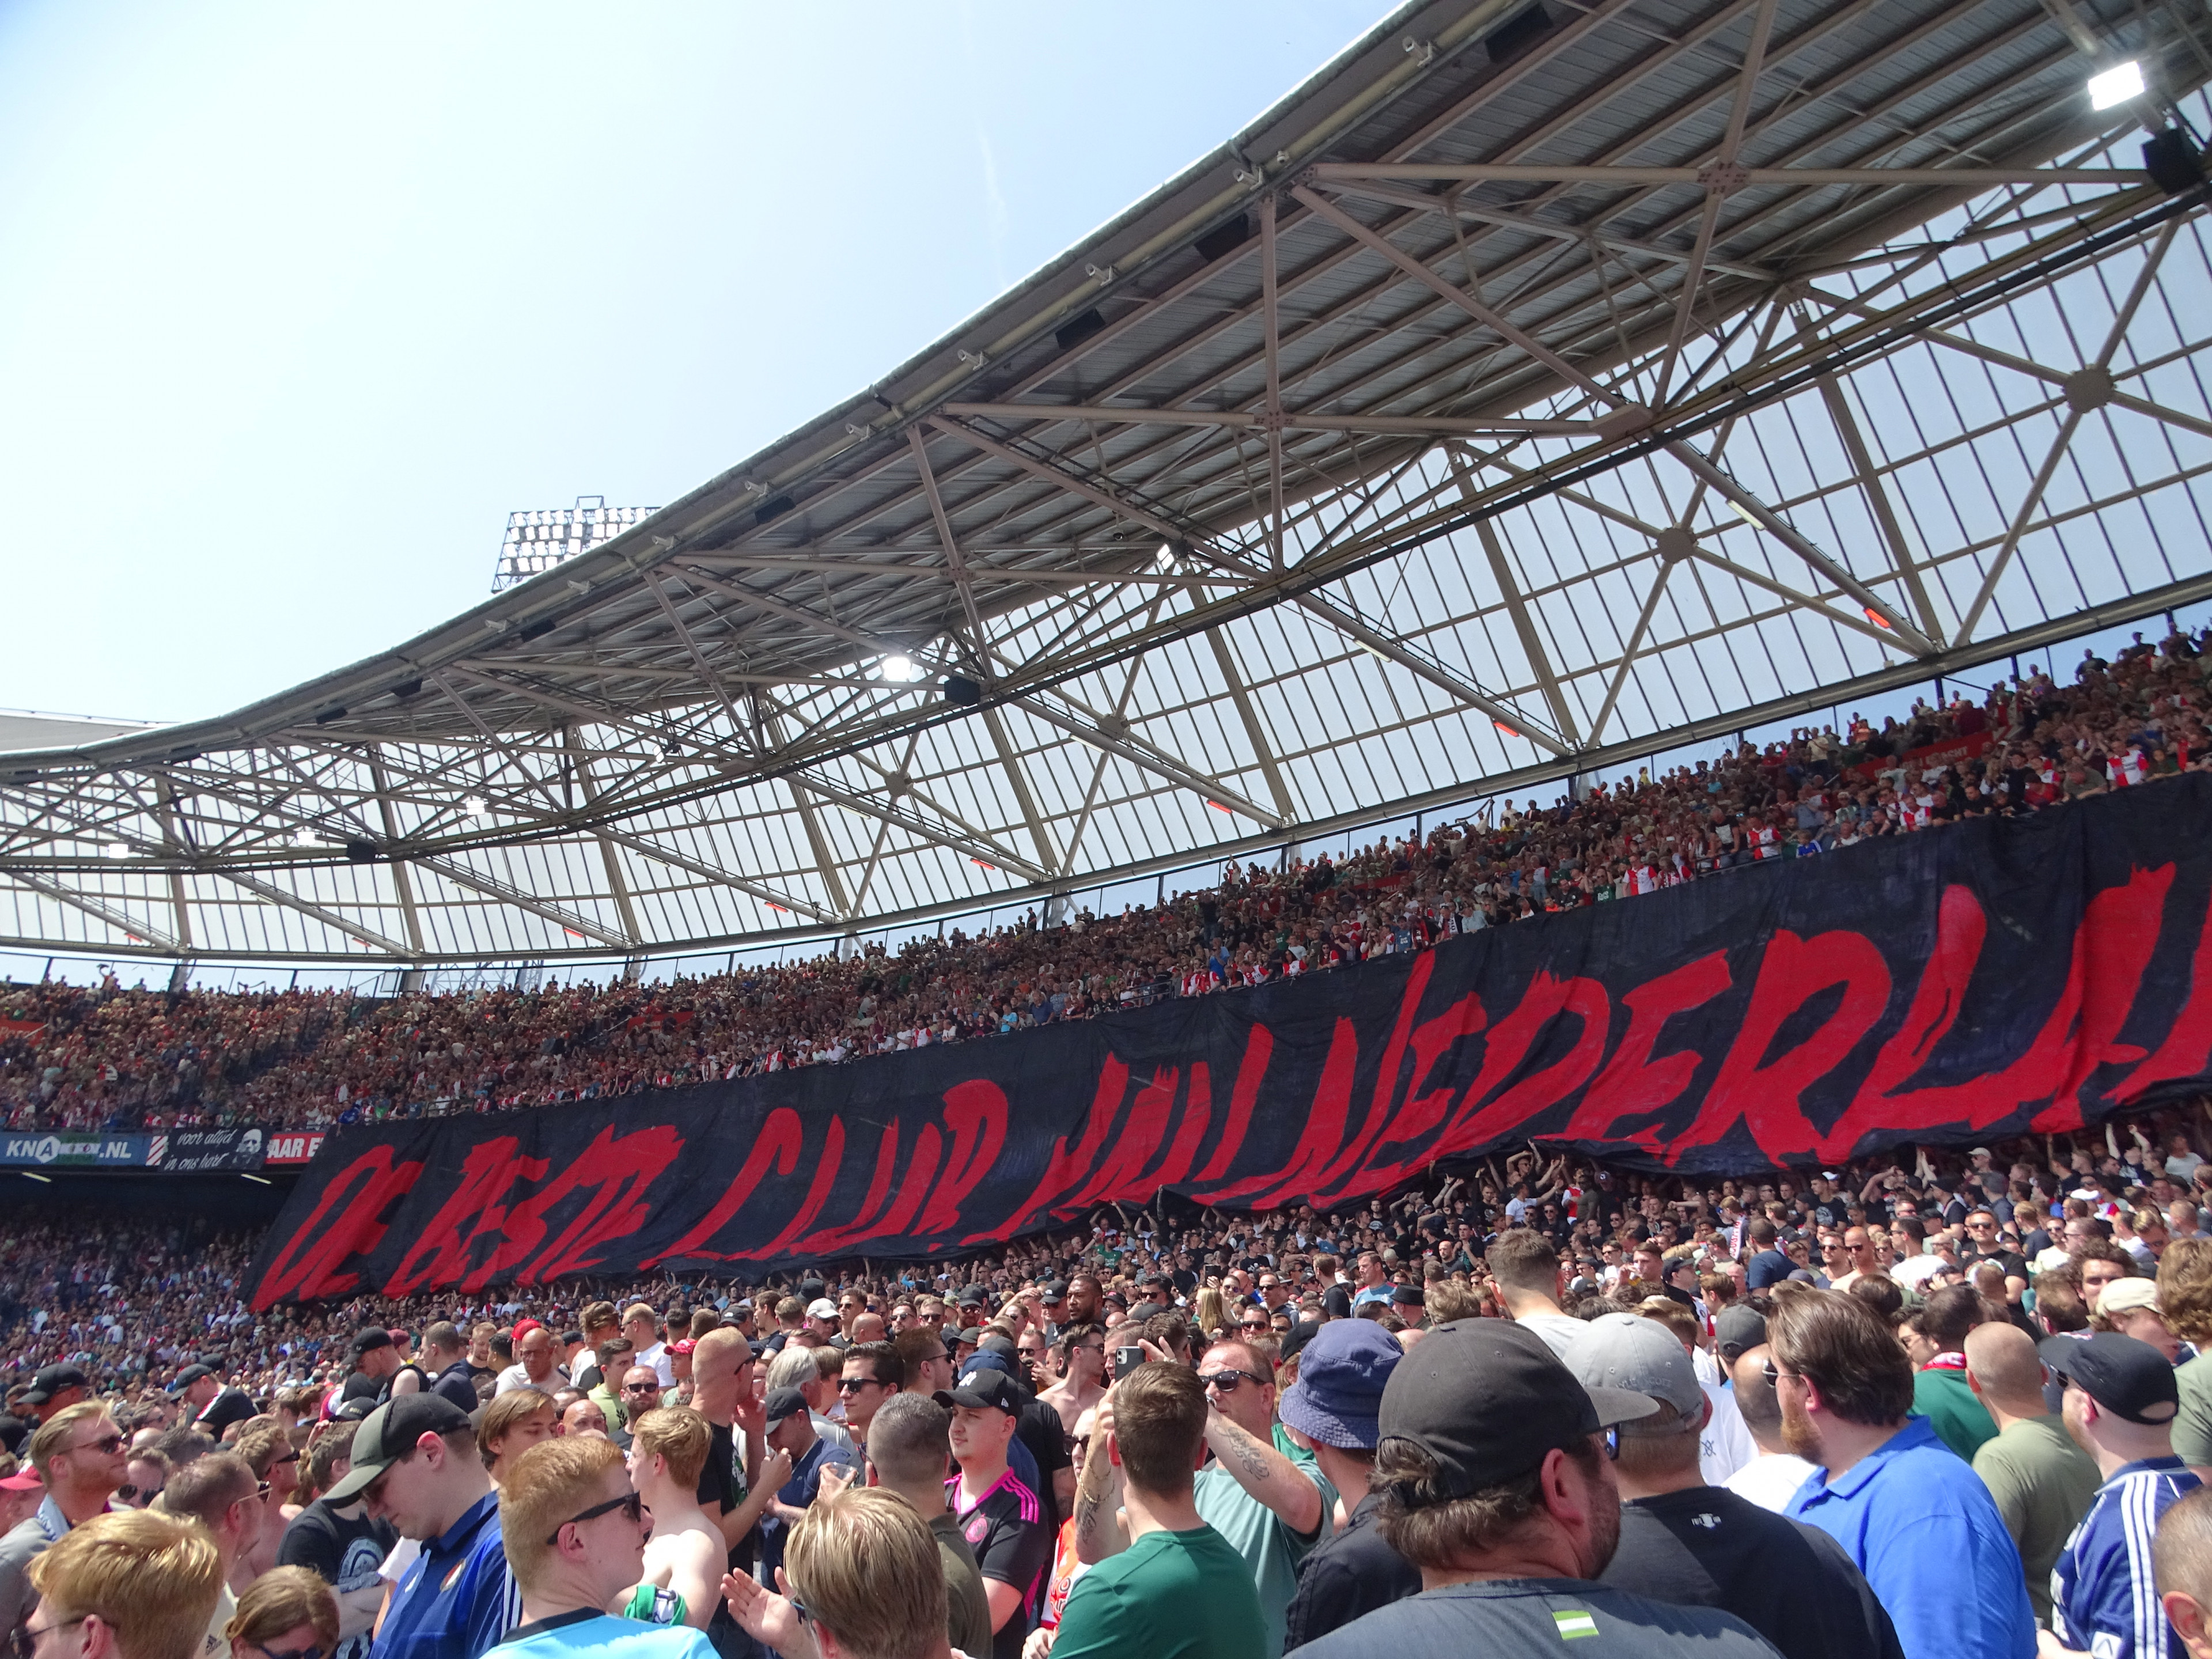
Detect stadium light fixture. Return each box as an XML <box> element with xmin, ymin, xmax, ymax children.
<box><xmin>102</xmin><ymin>841</ymin><xmax>130</xmax><ymax>860</ymax></box>
<box><xmin>2089</xmin><ymin>60</ymin><xmax>2144</xmax><ymax>109</ymax></box>
<box><xmin>882</xmin><ymin>654</ymin><xmax>916</xmax><ymax>683</ymax></box>
<box><xmin>463</xmin><ymin>794</ymin><xmax>490</xmax><ymax>820</ymax></box>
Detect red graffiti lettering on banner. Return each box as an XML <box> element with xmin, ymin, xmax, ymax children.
<box><xmin>2032</xmin><ymin>863</ymin><xmax>2171</xmax><ymax>1127</ymax></box>
<box><xmin>1313</xmin><ymin>991</ymin><xmax>1488</xmax><ymax>1207</ymax></box>
<box><xmin>976</xmin><ymin>1057</ymin><xmax>1128</xmax><ymax>1241</ymax></box>
<box><xmin>1817</xmin><ymin>868</ymin><xmax>2171</xmax><ymax>1157</ymax></box>
<box><xmin>740</xmin><ymin>1117</ymin><xmax>846</xmax><ymax>1260</ymax></box>
<box><xmin>1146</xmin><ymin>1065</ymin><xmax>1211</xmax><ymax>1190</ymax></box>
<box><xmin>501</xmin><ymin>1126</ymin><xmax>684</xmax><ymax>1283</ymax></box>
<box><xmin>251</xmin><ymin>1146</ymin><xmax>422</xmax><ymax>1309</ymax></box>
<box><xmin>1429</xmin><ymin>973</ymin><xmax>1609</xmax><ymax>1163</ymax></box>
<box><xmin>1190</xmin><ymin>1027</ymin><xmax>1273</xmax><ymax>1184</ymax></box>
<box><xmin>1563</xmin><ymin>953</ymin><xmax>1734</xmax><ymax>1148</ymax></box>
<box><xmin>1206</xmin><ymin>1018</ymin><xmax>1359</xmax><ymax>1209</ymax></box>
<box><xmin>796</xmin><ymin>1122</ymin><xmax>903</xmax><ymax>1257</ymax></box>
<box><xmin>2126</xmin><ymin>886</ymin><xmax>2212</xmax><ymax>1097</ymax></box>
<box><xmin>383</xmin><ymin>1138</ymin><xmax>551</xmax><ymax>1296</ymax></box>
<box><xmin>1677</xmin><ymin>931</ymin><xmax>1890</xmax><ymax>1162</ymax></box>
<box><xmin>1308</xmin><ymin>955</ymin><xmax>1435</xmax><ymax>1198</ymax></box>
<box><xmin>918</xmin><ymin>1081</ymin><xmax>1007</xmax><ymax>1237</ymax></box>
<box><xmin>641</xmin><ymin>1108</ymin><xmax>804</xmax><ymax>1266</ymax></box>
<box><xmin>1067</xmin><ymin>1067</ymin><xmax>1177</xmax><ymax>1210</ymax></box>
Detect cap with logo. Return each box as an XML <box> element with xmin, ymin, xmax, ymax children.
<box><xmin>351</xmin><ymin>1327</ymin><xmax>394</xmax><ymax>1357</ymax></box>
<box><xmin>324</xmin><ymin>1393</ymin><xmax>473</xmax><ymax>1504</ymax></box>
<box><xmin>934</xmin><ymin>1369</ymin><xmax>1024</xmax><ymax>1415</ymax></box>
<box><xmin>21</xmin><ymin>1364</ymin><xmax>89</xmax><ymax>1406</ymax></box>
<box><xmin>2041</xmin><ymin>1332</ymin><xmax>2180</xmax><ymax>1425</ymax></box>
<box><xmin>1378</xmin><ymin>1319</ymin><xmax>1657</xmax><ymax>1501</ymax></box>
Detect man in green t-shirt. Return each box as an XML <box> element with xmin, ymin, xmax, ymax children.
<box><xmin>1912</xmin><ymin>1286</ymin><xmax>1998</xmax><ymax>1460</ymax></box>
<box><xmin>1044</xmin><ymin>1364</ymin><xmax>1263</xmax><ymax>1659</ymax></box>
<box><xmin>1964</xmin><ymin>1323</ymin><xmax>2099</xmax><ymax>1626</ymax></box>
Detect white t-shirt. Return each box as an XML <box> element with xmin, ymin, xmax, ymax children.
<box><xmin>1723</xmin><ymin>1452</ymin><xmax>1819</xmax><ymax>1513</ymax></box>
<box><xmin>1513</xmin><ymin>1310</ymin><xmax>1588</xmax><ymax>1359</ymax></box>
<box><xmin>637</xmin><ymin>1340</ymin><xmax>675</xmax><ymax>1388</ymax></box>
<box><xmin>1698</xmin><ymin>1381</ymin><xmax>1757</xmax><ymax>1486</ymax></box>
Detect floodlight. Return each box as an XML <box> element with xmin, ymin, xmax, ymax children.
<box><xmin>883</xmin><ymin>654</ymin><xmax>915</xmax><ymax>682</ymax></box>
<box><xmin>1154</xmin><ymin>541</ymin><xmax>1177</xmax><ymax>573</ymax></box>
<box><xmin>2089</xmin><ymin>60</ymin><xmax>2144</xmax><ymax>110</ymax></box>
<box><xmin>464</xmin><ymin>794</ymin><xmax>490</xmax><ymax>820</ymax></box>
<box><xmin>102</xmin><ymin>842</ymin><xmax>130</xmax><ymax>860</ymax></box>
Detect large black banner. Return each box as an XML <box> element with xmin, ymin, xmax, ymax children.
<box><xmin>248</xmin><ymin>778</ymin><xmax>2212</xmax><ymax>1305</ymax></box>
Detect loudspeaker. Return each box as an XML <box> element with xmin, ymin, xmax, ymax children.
<box><xmin>942</xmin><ymin>676</ymin><xmax>982</xmax><ymax>706</ymax></box>
<box><xmin>344</xmin><ymin>839</ymin><xmax>380</xmax><ymax>863</ymax></box>
<box><xmin>2145</xmin><ymin>128</ymin><xmax>2206</xmax><ymax>196</ymax></box>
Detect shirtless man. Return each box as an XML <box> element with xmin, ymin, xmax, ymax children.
<box><xmin>623</xmin><ymin>1404</ymin><xmax>726</xmax><ymax>1631</ymax></box>
<box><xmin>234</xmin><ymin>1420</ymin><xmax>300</xmax><ymax>1584</ymax></box>
<box><xmin>1038</xmin><ymin>1323</ymin><xmax>1105</xmax><ymax>1437</ymax></box>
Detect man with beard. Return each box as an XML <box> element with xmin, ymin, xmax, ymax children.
<box><xmin>1294</xmin><ymin>1321</ymin><xmax>1772</xmax><ymax>1658</ymax></box>
<box><xmin>1772</xmin><ymin>1289</ymin><xmax>2035</xmax><ymax>1659</ymax></box>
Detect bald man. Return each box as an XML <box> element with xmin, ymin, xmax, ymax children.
<box><xmin>1965</xmin><ymin>1321</ymin><xmax>2099</xmax><ymax>1626</ymax></box>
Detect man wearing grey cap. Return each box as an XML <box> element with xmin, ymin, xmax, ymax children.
<box><xmin>1295</xmin><ymin>1320</ymin><xmax>1776</xmax><ymax>1658</ymax></box>
<box><xmin>1567</xmin><ymin>1313</ymin><xmax>1902</xmax><ymax>1659</ymax></box>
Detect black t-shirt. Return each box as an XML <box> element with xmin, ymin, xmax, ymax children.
<box><xmin>696</xmin><ymin>1418</ymin><xmax>755</xmax><ymax>1656</ymax></box>
<box><xmin>1295</xmin><ymin>1577</ymin><xmax>1775</xmax><ymax>1659</ymax></box>
<box><xmin>430</xmin><ymin>1361</ymin><xmax>479</xmax><ymax>1414</ymax></box>
<box><xmin>1014</xmin><ymin>1403</ymin><xmax>1071</xmax><ymax>1530</ymax></box>
<box><xmin>196</xmin><ymin>1387</ymin><xmax>257</xmax><ymax>1438</ymax></box>
<box><xmin>1600</xmin><ymin>1489</ymin><xmax>1903</xmax><ymax>1659</ymax></box>
<box><xmin>276</xmin><ymin>1497</ymin><xmax>396</xmax><ymax>1659</ymax></box>
<box><xmin>1283</xmin><ymin>1490</ymin><xmax>1421</xmax><ymax>1650</ymax></box>
<box><xmin>1810</xmin><ymin>1197</ymin><xmax>1850</xmax><ymax>1230</ymax></box>
<box><xmin>339</xmin><ymin>1370</ymin><xmax>385</xmax><ymax>1408</ymax></box>
<box><xmin>949</xmin><ymin>1470</ymin><xmax>1052</xmax><ymax>1659</ymax></box>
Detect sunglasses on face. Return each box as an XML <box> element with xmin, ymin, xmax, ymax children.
<box><xmin>115</xmin><ymin>1482</ymin><xmax>162</xmax><ymax>1504</ymax></box>
<box><xmin>836</xmin><ymin>1377</ymin><xmax>883</xmax><ymax>1393</ymax></box>
<box><xmin>1199</xmin><ymin>1369</ymin><xmax>1267</xmax><ymax>1393</ymax></box>
<box><xmin>545</xmin><ymin>1490</ymin><xmax>644</xmax><ymax>1544</ymax></box>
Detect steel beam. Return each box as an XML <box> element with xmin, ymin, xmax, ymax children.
<box><xmin>1206</xmin><ymin>628</ymin><xmax>1301</xmax><ymax>823</ymax></box>
<box><xmin>215</xmin><ymin>868</ymin><xmax>410</xmax><ymax>956</ymax></box>
<box><xmin>1309</xmin><ymin>164</ymin><xmax>2149</xmax><ymax>186</ymax></box>
<box><xmin>5</xmin><ymin>871</ymin><xmax>181</xmax><ymax>952</ymax></box>
<box><xmin>412</xmin><ymin>854</ymin><xmax>630</xmax><ymax>949</ymax></box>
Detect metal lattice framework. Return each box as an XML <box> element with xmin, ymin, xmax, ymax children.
<box><xmin>6</xmin><ymin>0</ymin><xmax>2212</xmax><ymax>966</ymax></box>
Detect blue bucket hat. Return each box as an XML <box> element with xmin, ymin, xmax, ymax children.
<box><xmin>1278</xmin><ymin>1320</ymin><xmax>1402</xmax><ymax>1449</ymax></box>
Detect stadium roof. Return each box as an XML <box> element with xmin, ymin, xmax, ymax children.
<box><xmin>6</xmin><ymin>0</ymin><xmax>2212</xmax><ymax>965</ymax></box>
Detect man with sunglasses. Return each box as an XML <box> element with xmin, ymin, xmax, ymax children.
<box><xmin>322</xmin><ymin>1395</ymin><xmax>520</xmax><ymax>1659</ymax></box>
<box><xmin>1185</xmin><ymin>1338</ymin><xmax>1333</xmax><ymax>1659</ymax></box>
<box><xmin>835</xmin><ymin>1346</ymin><xmax>902</xmax><ymax>1453</ymax></box>
<box><xmin>479</xmin><ymin>1437</ymin><xmax>711</xmax><ymax>1659</ymax></box>
<box><xmin>608</xmin><ymin>1369</ymin><xmax>663</xmax><ymax>1453</ymax></box>
<box><xmin>0</xmin><ymin>1404</ymin><xmax>128</xmax><ymax>1645</ymax></box>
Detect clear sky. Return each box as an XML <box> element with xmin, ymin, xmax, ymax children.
<box><xmin>0</xmin><ymin>1</ymin><xmax>1387</xmax><ymax>725</ymax></box>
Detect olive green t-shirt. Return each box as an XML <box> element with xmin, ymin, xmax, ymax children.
<box><xmin>2175</xmin><ymin>1353</ymin><xmax>2212</xmax><ymax>1467</ymax></box>
<box><xmin>1048</xmin><ymin>1525</ymin><xmax>1266</xmax><ymax>1659</ymax></box>
<box><xmin>927</xmin><ymin>1510</ymin><xmax>996</xmax><ymax>1659</ymax></box>
<box><xmin>1971</xmin><ymin>1414</ymin><xmax>2100</xmax><ymax>1626</ymax></box>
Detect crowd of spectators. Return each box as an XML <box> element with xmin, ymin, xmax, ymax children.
<box><xmin>8</xmin><ymin>1111</ymin><xmax>2212</xmax><ymax>1658</ymax></box>
<box><xmin>5</xmin><ymin>1091</ymin><xmax>2212</xmax><ymax>1655</ymax></box>
<box><xmin>6</xmin><ymin>625</ymin><xmax>2211</xmax><ymax>1137</ymax></box>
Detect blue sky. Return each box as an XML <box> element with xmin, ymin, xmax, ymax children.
<box><xmin>0</xmin><ymin>1</ymin><xmax>1386</xmax><ymax>724</ymax></box>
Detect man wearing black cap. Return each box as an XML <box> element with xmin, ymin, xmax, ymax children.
<box><xmin>756</xmin><ymin>1385</ymin><xmax>854</xmax><ymax>1593</ymax></box>
<box><xmin>1296</xmin><ymin>1320</ymin><xmax>1775</xmax><ymax>1659</ymax></box>
<box><xmin>18</xmin><ymin>1366</ymin><xmax>89</xmax><ymax>1426</ymax></box>
<box><xmin>175</xmin><ymin>1361</ymin><xmax>255</xmax><ymax>1441</ymax></box>
<box><xmin>330</xmin><ymin>1393</ymin><xmax>521</xmax><ymax>1659</ymax></box>
<box><xmin>2046</xmin><ymin>1332</ymin><xmax>2203</xmax><ymax>1658</ymax></box>
<box><xmin>940</xmin><ymin>1368</ymin><xmax>1050</xmax><ymax>1659</ymax></box>
<box><xmin>344</xmin><ymin>1329</ymin><xmax>404</xmax><ymax>1410</ymax></box>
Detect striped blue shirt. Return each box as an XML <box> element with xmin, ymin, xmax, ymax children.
<box><xmin>369</xmin><ymin>1491</ymin><xmax>524</xmax><ymax>1659</ymax></box>
<box><xmin>2052</xmin><ymin>1457</ymin><xmax>2200</xmax><ymax>1659</ymax></box>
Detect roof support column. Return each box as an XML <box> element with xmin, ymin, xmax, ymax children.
<box><xmin>566</xmin><ymin>726</ymin><xmax>643</xmax><ymax>949</ymax></box>
<box><xmin>368</xmin><ymin>746</ymin><xmax>427</xmax><ymax>957</ymax></box>
<box><xmin>1447</xmin><ymin>448</ymin><xmax>1582</xmax><ymax>747</ymax></box>
<box><xmin>1206</xmin><ymin>628</ymin><xmax>1299</xmax><ymax>823</ymax></box>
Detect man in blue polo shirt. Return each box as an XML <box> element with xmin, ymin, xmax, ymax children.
<box><xmin>329</xmin><ymin>1393</ymin><xmax>522</xmax><ymax>1659</ymax></box>
<box><xmin>2045</xmin><ymin>1333</ymin><xmax>2200</xmax><ymax>1658</ymax></box>
<box><xmin>1772</xmin><ymin>1290</ymin><xmax>2035</xmax><ymax>1659</ymax></box>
